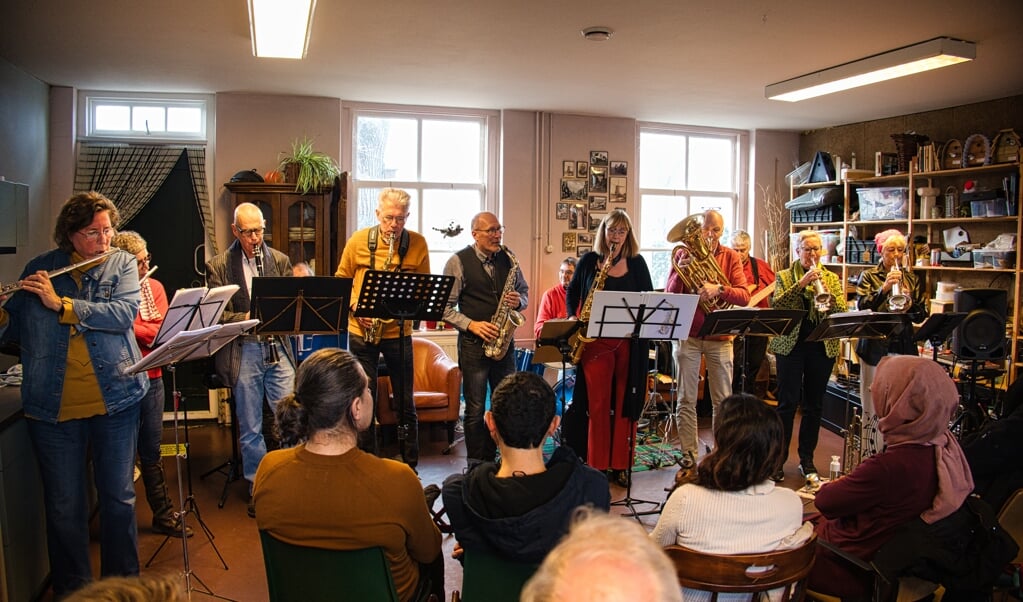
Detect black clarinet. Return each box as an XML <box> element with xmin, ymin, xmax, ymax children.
<box><xmin>252</xmin><ymin>245</ymin><xmax>280</xmax><ymax>365</ymax></box>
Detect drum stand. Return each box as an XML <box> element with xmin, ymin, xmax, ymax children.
<box><xmin>146</xmin><ymin>365</ymin><xmax>233</xmax><ymax>601</ymax></box>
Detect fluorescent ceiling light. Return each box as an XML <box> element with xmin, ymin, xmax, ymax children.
<box><xmin>248</xmin><ymin>0</ymin><xmax>317</xmax><ymax>59</ymax></box>
<box><xmin>766</xmin><ymin>37</ymin><xmax>975</xmax><ymax>102</ymax></box>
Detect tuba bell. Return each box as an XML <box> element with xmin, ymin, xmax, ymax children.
<box><xmin>667</xmin><ymin>214</ymin><xmax>732</xmax><ymax>314</ymax></box>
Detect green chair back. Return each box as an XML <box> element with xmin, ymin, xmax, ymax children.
<box><xmin>259</xmin><ymin>530</ymin><xmax>400</xmax><ymax>602</ymax></box>
<box><xmin>460</xmin><ymin>550</ymin><xmax>539</xmax><ymax>602</ymax></box>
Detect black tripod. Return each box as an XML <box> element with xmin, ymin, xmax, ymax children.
<box><xmin>200</xmin><ymin>387</ymin><xmax>242</xmax><ymax>508</ymax></box>
<box><xmin>146</xmin><ymin>365</ymin><xmax>233</xmax><ymax>601</ymax></box>
<box><xmin>534</xmin><ymin>319</ymin><xmax>584</xmax><ymax>443</ymax></box>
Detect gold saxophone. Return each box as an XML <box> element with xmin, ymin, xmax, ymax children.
<box><xmin>482</xmin><ymin>246</ymin><xmax>525</xmax><ymax>360</ymax></box>
<box><xmin>667</xmin><ymin>214</ymin><xmax>731</xmax><ymax>315</ymax></box>
<box><xmin>363</xmin><ymin>233</ymin><xmax>397</xmax><ymax>345</ymax></box>
<box><xmin>567</xmin><ymin>243</ymin><xmax>615</xmax><ymax>364</ymax></box>
<box><xmin>841</xmin><ymin>410</ymin><xmax>863</xmax><ymax>476</ymax></box>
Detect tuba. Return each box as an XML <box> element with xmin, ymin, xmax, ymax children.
<box><xmin>667</xmin><ymin>214</ymin><xmax>731</xmax><ymax>314</ymax></box>
<box><xmin>482</xmin><ymin>246</ymin><xmax>525</xmax><ymax>360</ymax></box>
<box><xmin>567</xmin><ymin>243</ymin><xmax>615</xmax><ymax>364</ymax></box>
<box><xmin>364</xmin><ymin>234</ymin><xmax>397</xmax><ymax>345</ymax></box>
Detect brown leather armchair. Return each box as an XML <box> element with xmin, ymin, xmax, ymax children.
<box><xmin>377</xmin><ymin>337</ymin><xmax>461</xmax><ymax>443</ymax></box>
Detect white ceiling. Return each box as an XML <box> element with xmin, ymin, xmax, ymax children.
<box><xmin>2</xmin><ymin>0</ymin><xmax>1022</xmax><ymax>131</ymax></box>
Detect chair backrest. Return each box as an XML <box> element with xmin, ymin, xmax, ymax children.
<box><xmin>998</xmin><ymin>488</ymin><xmax>1023</xmax><ymax>564</ymax></box>
<box><xmin>460</xmin><ymin>550</ymin><xmax>539</xmax><ymax>602</ymax></box>
<box><xmin>664</xmin><ymin>533</ymin><xmax>817</xmax><ymax>601</ymax></box>
<box><xmin>259</xmin><ymin>530</ymin><xmax>399</xmax><ymax>602</ymax></box>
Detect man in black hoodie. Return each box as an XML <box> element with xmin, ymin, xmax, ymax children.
<box><xmin>441</xmin><ymin>372</ymin><xmax>610</xmax><ymax>565</ymax></box>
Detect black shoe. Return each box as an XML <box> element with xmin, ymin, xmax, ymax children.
<box><xmin>153</xmin><ymin>515</ymin><xmax>195</xmax><ymax>538</ymax></box>
<box><xmin>247</xmin><ymin>496</ymin><xmax>256</xmax><ymax>519</ymax></box>
<box><xmin>423</xmin><ymin>484</ymin><xmax>441</xmax><ymax>510</ymax></box>
<box><xmin>770</xmin><ymin>469</ymin><xmax>786</xmax><ymax>482</ymax></box>
<box><xmin>798</xmin><ymin>462</ymin><xmax>818</xmax><ymax>477</ymax></box>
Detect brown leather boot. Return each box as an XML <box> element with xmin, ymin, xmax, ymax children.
<box><xmin>141</xmin><ymin>463</ymin><xmax>194</xmax><ymax>537</ymax></box>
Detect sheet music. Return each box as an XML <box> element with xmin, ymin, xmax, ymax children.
<box><xmin>587</xmin><ymin>291</ymin><xmax>698</xmax><ymax>340</ymax></box>
<box><xmin>129</xmin><ymin>325</ymin><xmax>223</xmax><ymax>374</ymax></box>
<box><xmin>154</xmin><ymin>284</ymin><xmax>240</xmax><ymax>346</ymax></box>
<box><xmin>176</xmin><ymin>319</ymin><xmax>260</xmax><ymax>363</ymax></box>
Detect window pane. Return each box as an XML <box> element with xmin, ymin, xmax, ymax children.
<box><xmin>691</xmin><ymin>196</ymin><xmax>736</xmax><ymax>245</ymax></box>
<box><xmin>422</xmin><ymin>189</ymin><xmax>480</xmax><ymax>272</ymax></box>
<box><xmin>641</xmin><ymin>250</ymin><xmax>673</xmax><ymax>291</ymax></box>
<box><xmin>688</xmin><ymin>137</ymin><xmax>733</xmax><ymax>192</ymax></box>
<box><xmin>167</xmin><ymin>107</ymin><xmax>202</xmax><ymax>133</ymax></box>
<box><xmin>422</xmin><ymin>120</ymin><xmax>482</xmax><ymax>184</ymax></box>
<box><xmin>132</xmin><ymin>106</ymin><xmax>165</xmax><ymax>132</ymax></box>
<box><xmin>639</xmin><ymin>132</ymin><xmax>686</xmax><ymax>189</ymax></box>
<box><xmin>95</xmin><ymin>105</ymin><xmax>130</xmax><ymax>131</ymax></box>
<box><xmin>640</xmin><ymin>194</ymin><xmax>688</xmax><ymax>250</ymax></box>
<box><xmin>356</xmin><ymin>187</ymin><xmax>421</xmax><ymax>232</ymax></box>
<box><xmin>355</xmin><ymin>117</ymin><xmax>418</xmax><ymax>181</ymax></box>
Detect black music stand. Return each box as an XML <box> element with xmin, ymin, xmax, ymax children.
<box><xmin>354</xmin><ymin>270</ymin><xmax>454</xmax><ymax>464</ymax></box>
<box><xmin>588</xmin><ymin>290</ymin><xmax>697</xmax><ymax>520</ymax></box>
<box><xmin>130</xmin><ymin>318</ymin><xmax>257</xmax><ymax>602</ymax></box>
<box><xmin>534</xmin><ymin>319</ymin><xmax>584</xmax><ymax>420</ymax></box>
<box><xmin>913</xmin><ymin>312</ymin><xmax>967</xmax><ymax>362</ymax></box>
<box><xmin>251</xmin><ymin>276</ymin><xmax>351</xmax><ymax>336</ymax></box>
<box><xmin>696</xmin><ymin>308</ymin><xmax>806</xmax><ymax>394</ymax></box>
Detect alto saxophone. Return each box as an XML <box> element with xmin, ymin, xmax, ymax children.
<box><xmin>567</xmin><ymin>243</ymin><xmax>615</xmax><ymax>364</ymax></box>
<box><xmin>364</xmin><ymin>233</ymin><xmax>396</xmax><ymax>345</ymax></box>
<box><xmin>482</xmin><ymin>246</ymin><xmax>525</xmax><ymax>360</ymax></box>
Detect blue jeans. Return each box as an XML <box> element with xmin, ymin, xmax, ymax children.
<box><xmin>137</xmin><ymin>376</ymin><xmax>165</xmax><ymax>466</ymax></box>
<box><xmin>458</xmin><ymin>336</ymin><xmax>515</xmax><ymax>464</ymax></box>
<box><xmin>235</xmin><ymin>339</ymin><xmax>295</xmax><ymax>484</ymax></box>
<box><xmin>27</xmin><ymin>403</ymin><xmax>141</xmax><ymax>597</ymax></box>
<box><xmin>349</xmin><ymin>335</ymin><xmax>418</xmax><ymax>464</ymax></box>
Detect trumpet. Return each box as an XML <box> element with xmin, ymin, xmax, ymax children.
<box><xmin>811</xmin><ymin>261</ymin><xmax>832</xmax><ymax>313</ymax></box>
<box><xmin>887</xmin><ymin>257</ymin><xmax>909</xmax><ymax>312</ymax></box>
<box><xmin>0</xmin><ymin>249</ymin><xmax>119</xmax><ymax>297</ymax></box>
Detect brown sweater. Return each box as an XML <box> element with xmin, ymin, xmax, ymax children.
<box><xmin>254</xmin><ymin>445</ymin><xmax>440</xmax><ymax>602</ymax></box>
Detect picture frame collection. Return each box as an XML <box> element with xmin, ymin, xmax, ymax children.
<box><xmin>559</xmin><ymin>151</ymin><xmax>628</xmax><ymax>255</ymax></box>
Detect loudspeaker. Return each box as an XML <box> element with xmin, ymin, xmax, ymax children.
<box><xmin>952</xmin><ymin>288</ymin><xmax>1007</xmax><ymax>360</ymax></box>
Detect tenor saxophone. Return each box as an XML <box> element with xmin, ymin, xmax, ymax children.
<box><xmin>363</xmin><ymin>234</ymin><xmax>396</xmax><ymax>345</ymax></box>
<box><xmin>482</xmin><ymin>246</ymin><xmax>524</xmax><ymax>360</ymax></box>
<box><xmin>567</xmin><ymin>243</ymin><xmax>615</xmax><ymax>364</ymax></box>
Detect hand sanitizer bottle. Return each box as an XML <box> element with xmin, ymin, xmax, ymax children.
<box><xmin>829</xmin><ymin>455</ymin><xmax>841</xmax><ymax>481</ymax></box>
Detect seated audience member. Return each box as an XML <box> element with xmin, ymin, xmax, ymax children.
<box><xmin>964</xmin><ymin>377</ymin><xmax>1023</xmax><ymax>512</ymax></box>
<box><xmin>520</xmin><ymin>508</ymin><xmax>682</xmax><ymax>602</ymax></box>
<box><xmin>442</xmin><ymin>371</ymin><xmax>609</xmax><ymax>564</ymax></box>
<box><xmin>808</xmin><ymin>355</ymin><xmax>973</xmax><ymax>598</ymax></box>
<box><xmin>650</xmin><ymin>394</ymin><xmax>811</xmax><ymax>575</ymax></box>
<box><xmin>65</xmin><ymin>572</ymin><xmax>185</xmax><ymax>602</ymax></box>
<box><xmin>254</xmin><ymin>348</ymin><xmax>442</xmax><ymax>602</ymax></box>
<box><xmin>534</xmin><ymin>257</ymin><xmax>576</xmax><ymax>339</ymax></box>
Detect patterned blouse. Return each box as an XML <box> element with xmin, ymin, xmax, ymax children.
<box><xmin>768</xmin><ymin>260</ymin><xmax>846</xmax><ymax>357</ymax></box>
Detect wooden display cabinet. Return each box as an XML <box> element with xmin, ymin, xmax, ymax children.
<box><xmin>226</xmin><ymin>174</ymin><xmax>347</xmax><ymax>276</ymax></box>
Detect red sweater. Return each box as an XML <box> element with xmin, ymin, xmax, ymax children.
<box><xmin>665</xmin><ymin>244</ymin><xmax>749</xmax><ymax>338</ymax></box>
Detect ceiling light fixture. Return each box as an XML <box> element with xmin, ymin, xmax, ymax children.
<box><xmin>248</xmin><ymin>0</ymin><xmax>317</xmax><ymax>59</ymax></box>
<box><xmin>581</xmin><ymin>27</ymin><xmax>614</xmax><ymax>42</ymax></box>
<box><xmin>766</xmin><ymin>37</ymin><xmax>975</xmax><ymax>102</ymax></box>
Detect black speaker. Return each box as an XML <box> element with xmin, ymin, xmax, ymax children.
<box><xmin>952</xmin><ymin>288</ymin><xmax>1007</xmax><ymax>360</ymax></box>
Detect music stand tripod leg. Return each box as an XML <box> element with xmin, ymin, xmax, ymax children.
<box><xmin>199</xmin><ymin>395</ymin><xmax>242</xmax><ymax>508</ymax></box>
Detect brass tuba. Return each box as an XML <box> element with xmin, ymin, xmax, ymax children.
<box><xmin>667</xmin><ymin>214</ymin><xmax>732</xmax><ymax>314</ymax></box>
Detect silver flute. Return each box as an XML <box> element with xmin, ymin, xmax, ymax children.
<box><xmin>0</xmin><ymin>249</ymin><xmax>118</xmax><ymax>296</ymax></box>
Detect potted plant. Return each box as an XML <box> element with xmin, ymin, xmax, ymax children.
<box><xmin>277</xmin><ymin>137</ymin><xmax>340</xmax><ymax>195</ymax></box>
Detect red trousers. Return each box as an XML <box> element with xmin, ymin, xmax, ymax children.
<box><xmin>580</xmin><ymin>338</ymin><xmax>637</xmax><ymax>471</ymax></box>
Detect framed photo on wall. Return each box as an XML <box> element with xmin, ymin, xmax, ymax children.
<box><xmin>577</xmin><ymin>232</ymin><xmax>593</xmax><ymax>246</ymax></box>
<box><xmin>610</xmin><ymin>177</ymin><xmax>627</xmax><ymax>203</ymax></box>
<box><xmin>577</xmin><ymin>245</ymin><xmax>592</xmax><ymax>257</ymax></box>
<box><xmin>556</xmin><ymin>202</ymin><xmax>570</xmax><ymax>220</ymax></box>
<box><xmin>589</xmin><ymin>212</ymin><xmax>606</xmax><ymax>231</ymax></box>
<box><xmin>570</xmin><ymin>204</ymin><xmax>589</xmax><ymax>230</ymax></box>
<box><xmin>589</xmin><ymin>195</ymin><xmax>607</xmax><ymax>211</ymax></box>
<box><xmin>561</xmin><ymin>179</ymin><xmax>587</xmax><ymax>201</ymax></box>
<box><xmin>590</xmin><ymin>150</ymin><xmax>608</xmax><ymax>166</ymax></box>
<box><xmin>562</xmin><ymin>160</ymin><xmax>575</xmax><ymax>178</ymax></box>
<box><xmin>562</xmin><ymin>232</ymin><xmax>577</xmax><ymax>252</ymax></box>
<box><xmin>610</xmin><ymin>161</ymin><xmax>628</xmax><ymax>176</ymax></box>
<box><xmin>576</xmin><ymin>161</ymin><xmax>588</xmax><ymax>177</ymax></box>
<box><xmin>589</xmin><ymin>166</ymin><xmax>608</xmax><ymax>193</ymax></box>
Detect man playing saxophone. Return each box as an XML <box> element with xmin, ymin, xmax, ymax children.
<box><xmin>336</xmin><ymin>188</ymin><xmax>430</xmax><ymax>468</ymax></box>
<box><xmin>666</xmin><ymin>210</ymin><xmax>749</xmax><ymax>468</ymax></box>
<box><xmin>443</xmin><ymin>212</ymin><xmax>529</xmax><ymax>466</ymax></box>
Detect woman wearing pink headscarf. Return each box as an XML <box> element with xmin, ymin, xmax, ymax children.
<box><xmin>807</xmin><ymin>355</ymin><xmax>974</xmax><ymax>597</ymax></box>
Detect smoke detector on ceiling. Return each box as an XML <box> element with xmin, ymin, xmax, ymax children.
<box><xmin>581</xmin><ymin>27</ymin><xmax>614</xmax><ymax>42</ymax></box>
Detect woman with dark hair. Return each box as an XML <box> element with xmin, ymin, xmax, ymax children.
<box><xmin>650</xmin><ymin>394</ymin><xmax>810</xmax><ymax>555</ymax></box>
<box><xmin>0</xmin><ymin>191</ymin><xmax>148</xmax><ymax>596</ymax></box>
<box><xmin>565</xmin><ymin>208</ymin><xmax>653</xmax><ymax>486</ymax></box>
<box><xmin>253</xmin><ymin>348</ymin><xmax>442</xmax><ymax>602</ymax></box>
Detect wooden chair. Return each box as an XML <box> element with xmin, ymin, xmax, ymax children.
<box><xmin>995</xmin><ymin>489</ymin><xmax>1023</xmax><ymax>598</ymax></box>
<box><xmin>664</xmin><ymin>533</ymin><xmax>817</xmax><ymax>601</ymax></box>
<box><xmin>450</xmin><ymin>550</ymin><xmax>540</xmax><ymax>602</ymax></box>
<box><xmin>259</xmin><ymin>530</ymin><xmax>400</xmax><ymax>602</ymax></box>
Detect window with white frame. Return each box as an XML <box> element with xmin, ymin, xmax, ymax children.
<box><xmin>637</xmin><ymin>126</ymin><xmax>745</xmax><ymax>289</ymax></box>
<box><xmin>349</xmin><ymin>105</ymin><xmax>498</xmax><ymax>272</ymax></box>
<box><xmin>83</xmin><ymin>94</ymin><xmax>209</xmax><ymax>142</ymax></box>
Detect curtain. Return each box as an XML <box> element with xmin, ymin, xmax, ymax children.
<box><xmin>74</xmin><ymin>143</ymin><xmax>218</xmax><ymax>254</ymax></box>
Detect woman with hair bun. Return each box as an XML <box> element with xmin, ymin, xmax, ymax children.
<box><xmin>253</xmin><ymin>348</ymin><xmax>442</xmax><ymax>602</ymax></box>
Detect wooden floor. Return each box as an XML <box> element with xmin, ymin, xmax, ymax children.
<box><xmin>49</xmin><ymin>410</ymin><xmax>842</xmax><ymax>601</ymax></box>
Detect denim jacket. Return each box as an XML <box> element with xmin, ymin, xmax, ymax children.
<box><xmin>0</xmin><ymin>249</ymin><xmax>148</xmax><ymax>423</ymax></box>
